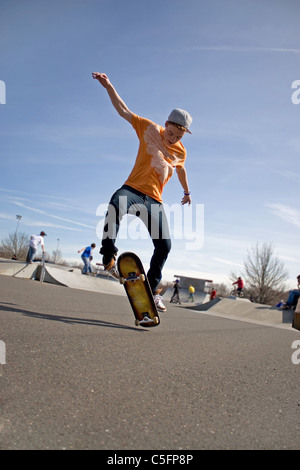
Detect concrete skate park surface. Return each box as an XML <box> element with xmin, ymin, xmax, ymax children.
<box><xmin>0</xmin><ymin>258</ymin><xmax>125</xmax><ymax>296</ymax></box>
<box><xmin>0</xmin><ymin>274</ymin><xmax>299</xmax><ymax>450</ymax></box>
<box><xmin>0</xmin><ymin>258</ymin><xmax>295</xmax><ymax>328</ymax></box>
<box><xmin>184</xmin><ymin>296</ymin><xmax>295</xmax><ymax>330</ymax></box>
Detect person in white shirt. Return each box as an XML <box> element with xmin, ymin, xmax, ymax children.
<box><xmin>26</xmin><ymin>231</ymin><xmax>47</xmax><ymax>263</ymax></box>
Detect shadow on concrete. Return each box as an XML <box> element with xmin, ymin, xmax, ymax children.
<box><xmin>0</xmin><ymin>303</ymin><xmax>145</xmax><ymax>332</ymax></box>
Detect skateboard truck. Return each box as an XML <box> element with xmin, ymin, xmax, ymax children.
<box><xmin>120</xmin><ymin>272</ymin><xmax>145</xmax><ymax>284</ymax></box>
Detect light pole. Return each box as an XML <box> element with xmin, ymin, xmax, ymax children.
<box><xmin>15</xmin><ymin>215</ymin><xmax>22</xmax><ymax>234</ymax></box>
<box><xmin>14</xmin><ymin>215</ymin><xmax>22</xmax><ymax>255</ymax></box>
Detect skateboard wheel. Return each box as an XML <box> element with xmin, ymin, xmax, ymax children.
<box><xmin>139</xmin><ymin>274</ymin><xmax>145</xmax><ymax>281</ymax></box>
<box><xmin>135</xmin><ymin>319</ymin><xmax>140</xmax><ymax>326</ymax></box>
<box><xmin>119</xmin><ymin>277</ymin><xmax>125</xmax><ymax>284</ymax></box>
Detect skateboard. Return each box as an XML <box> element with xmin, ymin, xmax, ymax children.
<box><xmin>117</xmin><ymin>252</ymin><xmax>160</xmax><ymax>328</ymax></box>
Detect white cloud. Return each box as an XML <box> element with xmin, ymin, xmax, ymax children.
<box><xmin>7</xmin><ymin>199</ymin><xmax>94</xmax><ymax>229</ymax></box>
<box><xmin>0</xmin><ymin>213</ymin><xmax>16</xmax><ymax>221</ymax></box>
<box><xmin>187</xmin><ymin>46</ymin><xmax>300</xmax><ymax>54</ymax></box>
<box><xmin>212</xmin><ymin>257</ymin><xmax>243</xmax><ymax>268</ymax></box>
<box><xmin>266</xmin><ymin>203</ymin><xmax>300</xmax><ymax>229</ymax></box>
<box><xmin>23</xmin><ymin>219</ymin><xmax>87</xmax><ymax>232</ymax></box>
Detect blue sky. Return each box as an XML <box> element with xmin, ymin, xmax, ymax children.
<box><xmin>1</xmin><ymin>0</ymin><xmax>299</xmax><ymax>287</ymax></box>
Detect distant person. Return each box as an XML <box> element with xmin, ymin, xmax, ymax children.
<box><xmin>210</xmin><ymin>287</ymin><xmax>217</xmax><ymax>300</ymax></box>
<box><xmin>78</xmin><ymin>243</ymin><xmax>96</xmax><ymax>274</ymax></box>
<box><xmin>170</xmin><ymin>279</ymin><xmax>181</xmax><ymax>304</ymax></box>
<box><xmin>26</xmin><ymin>231</ymin><xmax>46</xmax><ymax>264</ymax></box>
<box><xmin>283</xmin><ymin>275</ymin><xmax>300</xmax><ymax>310</ymax></box>
<box><xmin>188</xmin><ymin>284</ymin><xmax>195</xmax><ymax>302</ymax></box>
<box><xmin>232</xmin><ymin>277</ymin><xmax>244</xmax><ymax>295</ymax></box>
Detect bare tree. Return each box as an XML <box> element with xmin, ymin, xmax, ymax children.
<box><xmin>0</xmin><ymin>232</ymin><xmax>29</xmax><ymax>260</ymax></box>
<box><xmin>214</xmin><ymin>282</ymin><xmax>230</xmax><ymax>297</ymax></box>
<box><xmin>243</xmin><ymin>242</ymin><xmax>288</xmax><ymax>304</ymax></box>
<box><xmin>50</xmin><ymin>248</ymin><xmax>65</xmax><ymax>265</ymax></box>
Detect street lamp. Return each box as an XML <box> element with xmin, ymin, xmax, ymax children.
<box><xmin>15</xmin><ymin>215</ymin><xmax>22</xmax><ymax>234</ymax></box>
<box><xmin>14</xmin><ymin>215</ymin><xmax>22</xmax><ymax>257</ymax></box>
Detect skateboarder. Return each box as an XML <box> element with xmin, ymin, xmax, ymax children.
<box><xmin>170</xmin><ymin>279</ymin><xmax>181</xmax><ymax>304</ymax></box>
<box><xmin>232</xmin><ymin>277</ymin><xmax>244</xmax><ymax>295</ymax></box>
<box><xmin>26</xmin><ymin>231</ymin><xmax>46</xmax><ymax>264</ymax></box>
<box><xmin>78</xmin><ymin>243</ymin><xmax>96</xmax><ymax>274</ymax></box>
<box><xmin>188</xmin><ymin>284</ymin><xmax>195</xmax><ymax>302</ymax></box>
<box><xmin>92</xmin><ymin>72</ymin><xmax>192</xmax><ymax>312</ymax></box>
<box><xmin>210</xmin><ymin>287</ymin><xmax>217</xmax><ymax>300</ymax></box>
<box><xmin>283</xmin><ymin>274</ymin><xmax>300</xmax><ymax>309</ymax></box>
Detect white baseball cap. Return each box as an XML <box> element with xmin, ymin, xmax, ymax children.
<box><xmin>168</xmin><ymin>108</ymin><xmax>192</xmax><ymax>134</ymax></box>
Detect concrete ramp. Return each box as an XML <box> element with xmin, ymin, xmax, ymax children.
<box><xmin>189</xmin><ymin>296</ymin><xmax>294</xmax><ymax>326</ymax></box>
<box><xmin>0</xmin><ymin>259</ymin><xmax>38</xmax><ymax>279</ymax></box>
<box><xmin>37</xmin><ymin>264</ymin><xmax>125</xmax><ymax>296</ymax></box>
<box><xmin>185</xmin><ymin>296</ymin><xmax>222</xmax><ymax>311</ymax></box>
<box><xmin>0</xmin><ymin>258</ymin><xmax>125</xmax><ymax>297</ymax></box>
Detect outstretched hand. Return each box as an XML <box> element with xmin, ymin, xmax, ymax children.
<box><xmin>181</xmin><ymin>194</ymin><xmax>191</xmax><ymax>205</ymax></box>
<box><xmin>92</xmin><ymin>72</ymin><xmax>110</xmax><ymax>88</ymax></box>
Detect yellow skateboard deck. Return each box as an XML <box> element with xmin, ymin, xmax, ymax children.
<box><xmin>117</xmin><ymin>252</ymin><xmax>160</xmax><ymax>328</ymax></box>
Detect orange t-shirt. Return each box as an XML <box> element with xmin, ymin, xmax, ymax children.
<box><xmin>124</xmin><ymin>114</ymin><xmax>186</xmax><ymax>203</ymax></box>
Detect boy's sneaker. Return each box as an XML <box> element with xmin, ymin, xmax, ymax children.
<box><xmin>103</xmin><ymin>255</ymin><xmax>119</xmax><ymax>280</ymax></box>
<box><xmin>139</xmin><ymin>314</ymin><xmax>156</xmax><ymax>326</ymax></box>
<box><xmin>154</xmin><ymin>294</ymin><xmax>166</xmax><ymax>312</ymax></box>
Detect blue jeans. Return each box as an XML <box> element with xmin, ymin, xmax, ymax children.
<box><xmin>100</xmin><ymin>185</ymin><xmax>171</xmax><ymax>293</ymax></box>
<box><xmin>81</xmin><ymin>255</ymin><xmax>92</xmax><ymax>274</ymax></box>
<box><xmin>26</xmin><ymin>246</ymin><xmax>36</xmax><ymax>263</ymax></box>
<box><xmin>287</xmin><ymin>290</ymin><xmax>300</xmax><ymax>307</ymax></box>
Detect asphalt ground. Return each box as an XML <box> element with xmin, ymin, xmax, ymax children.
<box><xmin>0</xmin><ymin>275</ymin><xmax>299</xmax><ymax>450</ymax></box>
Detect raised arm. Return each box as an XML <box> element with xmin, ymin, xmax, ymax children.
<box><xmin>176</xmin><ymin>167</ymin><xmax>191</xmax><ymax>205</ymax></box>
<box><xmin>92</xmin><ymin>72</ymin><xmax>133</xmax><ymax>123</ymax></box>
